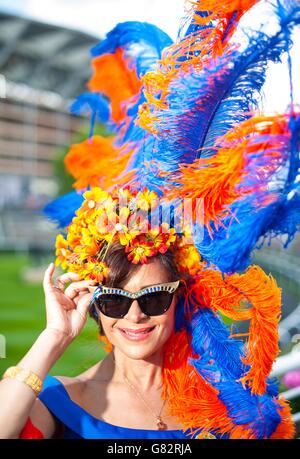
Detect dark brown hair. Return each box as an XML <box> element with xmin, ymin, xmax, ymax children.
<box><xmin>89</xmin><ymin>241</ymin><xmax>187</xmax><ymax>335</ymax></box>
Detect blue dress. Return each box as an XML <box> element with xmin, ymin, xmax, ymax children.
<box><xmin>38</xmin><ymin>375</ymin><xmax>223</xmax><ymax>439</ymax></box>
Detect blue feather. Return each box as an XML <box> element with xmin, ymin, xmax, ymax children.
<box><xmin>215</xmin><ymin>381</ymin><xmax>282</xmax><ymax>437</ymax></box>
<box><xmin>195</xmin><ymin>111</ymin><xmax>300</xmax><ymax>273</ymax></box>
<box><xmin>103</xmin><ymin>1</ymin><xmax>300</xmax><ymax>209</ymax></box>
<box><xmin>164</xmin><ymin>2</ymin><xmax>300</xmax><ymax>274</ymax></box>
<box><xmin>70</xmin><ymin>93</ymin><xmax>109</xmax><ymax>123</ymax></box>
<box><xmin>91</xmin><ymin>21</ymin><xmax>173</xmax><ymax>78</ymax></box>
<box><xmin>186</xmin><ymin>306</ymin><xmax>247</xmax><ymax>380</ymax></box>
<box><xmin>186</xmin><ymin>307</ymin><xmax>283</xmax><ymax>438</ymax></box>
<box><xmin>147</xmin><ymin>2</ymin><xmax>300</xmax><ymax>183</ymax></box>
<box><xmin>196</xmin><ymin>201</ymin><xmax>278</xmax><ymax>273</ymax></box>
<box><xmin>43</xmin><ymin>191</ymin><xmax>84</xmax><ymax>228</ymax></box>
<box><xmin>70</xmin><ymin>93</ymin><xmax>110</xmax><ymax>139</ymax></box>
<box><xmin>86</xmin><ymin>22</ymin><xmax>173</xmax><ymax>192</ymax></box>
<box><xmin>201</xmin><ymin>3</ymin><xmax>300</xmax><ymax>154</ymax></box>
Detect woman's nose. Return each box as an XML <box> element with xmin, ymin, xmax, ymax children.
<box><xmin>124</xmin><ymin>299</ymin><xmax>147</xmax><ymax>322</ymax></box>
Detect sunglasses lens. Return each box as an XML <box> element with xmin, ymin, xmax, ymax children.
<box><xmin>95</xmin><ymin>294</ymin><xmax>131</xmax><ymax>318</ymax></box>
<box><xmin>92</xmin><ymin>287</ymin><xmax>177</xmax><ymax>318</ymax></box>
<box><xmin>140</xmin><ymin>291</ymin><xmax>175</xmax><ymax>316</ymax></box>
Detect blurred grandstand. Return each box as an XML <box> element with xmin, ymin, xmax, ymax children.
<box><xmin>0</xmin><ymin>11</ymin><xmax>98</xmax><ymax>253</ymax></box>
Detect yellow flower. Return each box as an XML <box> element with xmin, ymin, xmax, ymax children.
<box><xmin>115</xmin><ymin>223</ymin><xmax>131</xmax><ymax>245</ymax></box>
<box><xmin>55</xmin><ymin>234</ymin><xmax>71</xmax><ymax>270</ymax></box>
<box><xmin>70</xmin><ymin>215</ymin><xmax>84</xmax><ymax>227</ymax></box>
<box><xmin>78</xmin><ymin>188</ymin><xmax>110</xmax><ymax>221</ymax></box>
<box><xmin>67</xmin><ymin>226</ymin><xmax>82</xmax><ymax>248</ymax></box>
<box><xmin>83</xmin><ymin>187</ymin><xmax>109</xmax><ymax>205</ymax></box>
<box><xmin>136</xmin><ymin>189</ymin><xmax>158</xmax><ymax>211</ymax></box>
<box><xmin>74</xmin><ymin>242</ymin><xmax>100</xmax><ymax>262</ymax></box>
<box><xmin>67</xmin><ymin>260</ymin><xmax>83</xmax><ymax>275</ymax></box>
<box><xmin>175</xmin><ymin>245</ymin><xmax>203</xmax><ymax>275</ymax></box>
<box><xmin>182</xmin><ymin>223</ymin><xmax>194</xmax><ymax>240</ymax></box>
<box><xmin>54</xmin><ymin>186</ymin><xmax>180</xmax><ymax>277</ymax></box>
<box><xmin>125</xmin><ymin>240</ymin><xmax>156</xmax><ymax>264</ymax></box>
<box><xmin>95</xmin><ymin>213</ymin><xmax>109</xmax><ymax>235</ymax></box>
<box><xmin>106</xmin><ymin>209</ymin><xmax>119</xmax><ymax>229</ymax></box>
<box><xmin>164</xmin><ymin>227</ymin><xmax>177</xmax><ymax>247</ymax></box>
<box><xmin>81</xmin><ymin>227</ymin><xmax>96</xmax><ymax>246</ymax></box>
<box><xmin>103</xmin><ymin>196</ymin><xmax>117</xmax><ymax>214</ymax></box>
<box><xmin>147</xmin><ymin>224</ymin><xmax>177</xmax><ymax>252</ymax></box>
<box><xmin>83</xmin><ymin>260</ymin><xmax>110</xmax><ymax>282</ymax></box>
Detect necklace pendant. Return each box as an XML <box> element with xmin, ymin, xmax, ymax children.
<box><xmin>157</xmin><ymin>417</ymin><xmax>167</xmax><ymax>430</ymax></box>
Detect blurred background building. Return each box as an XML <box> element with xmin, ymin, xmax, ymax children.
<box><xmin>0</xmin><ymin>11</ymin><xmax>98</xmax><ymax>254</ymax></box>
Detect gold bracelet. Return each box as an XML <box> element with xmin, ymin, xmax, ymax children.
<box><xmin>2</xmin><ymin>366</ymin><xmax>43</xmax><ymax>397</ymax></box>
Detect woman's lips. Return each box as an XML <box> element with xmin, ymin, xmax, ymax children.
<box><xmin>118</xmin><ymin>326</ymin><xmax>156</xmax><ymax>341</ymax></box>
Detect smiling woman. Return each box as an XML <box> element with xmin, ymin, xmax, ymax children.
<box><xmin>0</xmin><ymin>247</ymin><xmax>199</xmax><ymax>439</ymax></box>
<box><xmin>88</xmin><ymin>242</ymin><xmax>184</xmax><ymax>377</ymax></box>
<box><xmin>0</xmin><ymin>190</ymin><xmax>294</xmax><ymax>438</ymax></box>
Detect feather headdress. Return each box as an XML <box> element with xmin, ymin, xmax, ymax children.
<box><xmin>44</xmin><ymin>0</ymin><xmax>300</xmax><ymax>438</ymax></box>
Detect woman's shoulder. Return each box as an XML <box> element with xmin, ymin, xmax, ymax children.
<box><xmin>48</xmin><ymin>361</ymin><xmax>108</xmax><ymax>402</ymax></box>
<box><xmin>51</xmin><ymin>374</ymin><xmax>83</xmax><ymax>389</ymax></box>
<box><xmin>49</xmin><ymin>374</ymin><xmax>86</xmax><ymax>404</ymax></box>
<box><xmin>38</xmin><ymin>371</ymin><xmax>103</xmax><ymax>429</ymax></box>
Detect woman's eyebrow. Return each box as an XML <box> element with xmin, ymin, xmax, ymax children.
<box><xmin>118</xmin><ymin>282</ymin><xmax>167</xmax><ymax>290</ymax></box>
<box><xmin>139</xmin><ymin>282</ymin><xmax>164</xmax><ymax>289</ymax></box>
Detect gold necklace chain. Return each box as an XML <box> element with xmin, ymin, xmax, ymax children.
<box><xmin>112</xmin><ymin>357</ymin><xmax>168</xmax><ymax>430</ymax></box>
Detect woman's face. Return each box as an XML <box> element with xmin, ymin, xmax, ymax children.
<box><xmin>99</xmin><ymin>258</ymin><xmax>178</xmax><ymax>360</ymax></box>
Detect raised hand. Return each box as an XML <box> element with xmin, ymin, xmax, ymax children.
<box><xmin>42</xmin><ymin>263</ymin><xmax>97</xmax><ymax>343</ymax></box>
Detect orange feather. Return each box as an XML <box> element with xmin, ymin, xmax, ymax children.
<box><xmin>88</xmin><ymin>48</ymin><xmax>142</xmax><ymax>123</ymax></box>
<box><xmin>64</xmin><ymin>135</ymin><xmax>136</xmax><ymax>191</ymax></box>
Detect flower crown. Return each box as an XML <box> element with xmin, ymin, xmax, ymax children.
<box><xmin>55</xmin><ymin>186</ymin><xmax>203</xmax><ymax>282</ymax></box>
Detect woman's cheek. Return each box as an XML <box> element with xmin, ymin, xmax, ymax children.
<box><xmin>99</xmin><ymin>315</ymin><xmax>117</xmax><ymax>338</ymax></box>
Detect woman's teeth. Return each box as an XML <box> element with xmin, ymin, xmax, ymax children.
<box><xmin>119</xmin><ymin>326</ymin><xmax>155</xmax><ymax>340</ymax></box>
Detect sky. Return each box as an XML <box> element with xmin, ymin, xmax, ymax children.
<box><xmin>0</xmin><ymin>0</ymin><xmax>185</xmax><ymax>40</ymax></box>
<box><xmin>0</xmin><ymin>0</ymin><xmax>299</xmax><ymax>113</ymax></box>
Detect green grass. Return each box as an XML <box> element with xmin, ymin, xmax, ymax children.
<box><xmin>0</xmin><ymin>252</ymin><xmax>106</xmax><ymax>377</ymax></box>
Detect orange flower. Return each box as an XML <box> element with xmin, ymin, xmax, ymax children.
<box><xmin>54</xmin><ymin>185</ymin><xmax>186</xmax><ymax>279</ymax></box>
<box><xmin>148</xmin><ymin>224</ymin><xmax>177</xmax><ymax>253</ymax></box>
<box><xmin>136</xmin><ymin>189</ymin><xmax>159</xmax><ymax>211</ymax></box>
<box><xmin>55</xmin><ymin>234</ymin><xmax>71</xmax><ymax>269</ymax></box>
<box><xmin>82</xmin><ymin>259</ymin><xmax>110</xmax><ymax>282</ymax></box>
<box><xmin>174</xmin><ymin>245</ymin><xmax>203</xmax><ymax>275</ymax></box>
<box><xmin>125</xmin><ymin>239</ymin><xmax>157</xmax><ymax>264</ymax></box>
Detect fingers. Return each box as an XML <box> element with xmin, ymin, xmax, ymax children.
<box><xmin>64</xmin><ymin>280</ymin><xmax>97</xmax><ymax>300</ymax></box>
<box><xmin>43</xmin><ymin>262</ymin><xmax>56</xmax><ymax>293</ymax></box>
<box><xmin>77</xmin><ymin>292</ymin><xmax>95</xmax><ymax>319</ymax></box>
<box><xmin>54</xmin><ymin>271</ymin><xmax>82</xmax><ymax>291</ymax></box>
<box><xmin>43</xmin><ymin>263</ymin><xmax>96</xmax><ymax>306</ymax></box>
<box><xmin>43</xmin><ymin>263</ymin><xmax>83</xmax><ymax>293</ymax></box>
